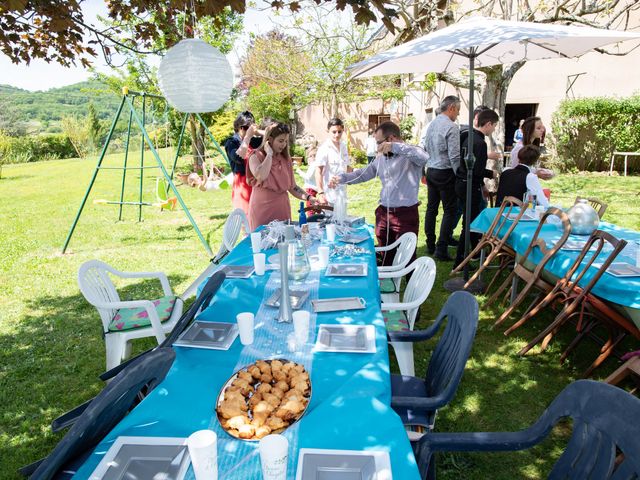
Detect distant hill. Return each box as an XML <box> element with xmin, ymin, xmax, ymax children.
<box><xmin>0</xmin><ymin>80</ymin><xmax>121</xmax><ymax>133</ymax></box>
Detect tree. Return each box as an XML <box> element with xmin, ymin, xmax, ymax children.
<box><xmin>87</xmin><ymin>103</ymin><xmax>105</xmax><ymax>153</ymax></box>
<box><xmin>0</xmin><ymin>98</ymin><xmax>27</xmax><ymax>137</ymax></box>
<box><xmin>0</xmin><ymin>1</ymin><xmax>392</xmax><ymax>68</ymax></box>
<box><xmin>359</xmin><ymin>0</ymin><xmax>640</xmax><ymax>150</ymax></box>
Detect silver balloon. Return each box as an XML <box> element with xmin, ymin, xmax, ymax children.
<box><xmin>567</xmin><ymin>199</ymin><xmax>600</xmax><ymax>235</ymax></box>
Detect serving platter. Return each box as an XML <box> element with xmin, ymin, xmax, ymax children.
<box><xmin>215</xmin><ymin>359</ymin><xmax>311</xmax><ymax>441</ymax></box>
<box><xmin>311</xmin><ymin>297</ymin><xmax>366</xmax><ymax>313</ymax></box>
<box><xmin>295</xmin><ymin>448</ymin><xmax>392</xmax><ymax>480</ymax></box>
<box><xmin>325</xmin><ymin>264</ymin><xmax>368</xmax><ymax>277</ymax></box>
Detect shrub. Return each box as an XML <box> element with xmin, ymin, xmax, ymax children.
<box><xmin>290</xmin><ymin>143</ymin><xmax>306</xmax><ymax>159</ymax></box>
<box><xmin>0</xmin><ymin>131</ymin><xmax>75</xmax><ymax>164</ymax></box>
<box><xmin>399</xmin><ymin>115</ymin><xmax>417</xmax><ymax>142</ymax></box>
<box><xmin>550</xmin><ymin>95</ymin><xmax>640</xmax><ymax>172</ymax></box>
<box><xmin>349</xmin><ymin>147</ymin><xmax>368</xmax><ymax>166</ymax></box>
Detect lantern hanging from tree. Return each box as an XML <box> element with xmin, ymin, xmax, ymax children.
<box><xmin>158</xmin><ymin>38</ymin><xmax>233</xmax><ymax>113</ymax></box>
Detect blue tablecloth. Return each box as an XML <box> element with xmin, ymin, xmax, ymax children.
<box><xmin>471</xmin><ymin>208</ymin><xmax>640</xmax><ymax>310</ymax></box>
<box><xmin>74</xmin><ymin>228</ymin><xmax>420</xmax><ymax>479</ymax></box>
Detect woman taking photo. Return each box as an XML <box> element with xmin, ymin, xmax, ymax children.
<box><xmin>247</xmin><ymin>122</ymin><xmax>317</xmax><ymax>230</ymax></box>
<box><xmin>509</xmin><ymin>116</ymin><xmax>553</xmax><ymax>179</ymax></box>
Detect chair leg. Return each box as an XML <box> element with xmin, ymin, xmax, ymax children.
<box><xmin>105</xmin><ymin>335</ymin><xmax>127</xmax><ymax>371</ymax></box>
<box><xmin>560</xmin><ymin>320</ymin><xmax>595</xmax><ymax>364</ymax></box>
<box><xmin>482</xmin><ymin>256</ymin><xmax>513</xmax><ymax>295</ymax></box>
<box><xmin>463</xmin><ymin>248</ymin><xmax>502</xmax><ymax>289</ymax></box>
<box><xmin>390</xmin><ymin>341</ymin><xmax>415</xmax><ymax>377</ymax></box>
<box><xmin>452</xmin><ymin>242</ymin><xmax>486</xmax><ymax>274</ymax></box>
<box><xmin>487</xmin><ymin>271</ymin><xmax>515</xmax><ymax>306</ymax></box>
<box><xmin>583</xmin><ymin>331</ymin><xmax>626</xmax><ymax>378</ymax></box>
<box><xmin>518</xmin><ymin>309</ymin><xmax>571</xmax><ymax>356</ymax></box>
<box><xmin>504</xmin><ymin>291</ymin><xmax>558</xmax><ymax>336</ymax></box>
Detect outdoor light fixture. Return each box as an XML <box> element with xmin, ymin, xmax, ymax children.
<box><xmin>158</xmin><ymin>38</ymin><xmax>233</xmax><ymax>113</ymax></box>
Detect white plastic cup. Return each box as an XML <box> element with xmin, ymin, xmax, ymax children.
<box><xmin>236</xmin><ymin>312</ymin><xmax>255</xmax><ymax>345</ymax></box>
<box><xmin>259</xmin><ymin>434</ymin><xmax>289</xmax><ymax>480</ymax></box>
<box><xmin>292</xmin><ymin>310</ymin><xmax>310</xmax><ymax>344</ymax></box>
<box><xmin>254</xmin><ymin>253</ymin><xmax>266</xmax><ymax>276</ymax></box>
<box><xmin>187</xmin><ymin>429</ymin><xmax>218</xmax><ymax>480</ymax></box>
<box><xmin>326</xmin><ymin>224</ymin><xmax>336</xmax><ymax>242</ymax></box>
<box><xmin>251</xmin><ymin>232</ymin><xmax>262</xmax><ymax>253</ymax></box>
<box><xmin>317</xmin><ymin>246</ymin><xmax>330</xmax><ymax>268</ymax></box>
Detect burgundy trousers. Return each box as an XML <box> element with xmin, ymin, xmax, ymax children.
<box><xmin>375</xmin><ymin>203</ymin><xmax>419</xmax><ymax>266</ymax></box>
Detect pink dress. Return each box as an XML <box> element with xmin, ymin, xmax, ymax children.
<box><xmin>247</xmin><ymin>150</ymin><xmax>295</xmax><ymax>231</ymax></box>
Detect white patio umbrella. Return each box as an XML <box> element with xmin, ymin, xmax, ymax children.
<box><xmin>348</xmin><ymin>16</ymin><xmax>640</xmax><ymax>290</ymax></box>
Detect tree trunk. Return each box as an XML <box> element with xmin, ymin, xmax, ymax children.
<box><xmin>189</xmin><ymin>116</ymin><xmax>206</xmax><ymax>172</ymax></box>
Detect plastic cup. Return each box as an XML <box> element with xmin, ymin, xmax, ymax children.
<box><xmin>326</xmin><ymin>224</ymin><xmax>336</xmax><ymax>242</ymax></box>
<box><xmin>259</xmin><ymin>434</ymin><xmax>288</xmax><ymax>480</ymax></box>
<box><xmin>236</xmin><ymin>312</ymin><xmax>255</xmax><ymax>345</ymax></box>
<box><xmin>251</xmin><ymin>232</ymin><xmax>262</xmax><ymax>253</ymax></box>
<box><xmin>187</xmin><ymin>430</ymin><xmax>218</xmax><ymax>480</ymax></box>
<box><xmin>317</xmin><ymin>246</ymin><xmax>330</xmax><ymax>268</ymax></box>
<box><xmin>292</xmin><ymin>310</ymin><xmax>310</xmax><ymax>344</ymax></box>
<box><xmin>254</xmin><ymin>253</ymin><xmax>266</xmax><ymax>276</ymax></box>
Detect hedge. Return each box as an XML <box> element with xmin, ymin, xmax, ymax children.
<box><xmin>0</xmin><ymin>132</ymin><xmax>76</xmax><ymax>164</ymax></box>
<box><xmin>550</xmin><ymin>95</ymin><xmax>640</xmax><ymax>172</ymax></box>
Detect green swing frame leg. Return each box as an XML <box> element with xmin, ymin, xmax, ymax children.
<box><xmin>118</xmin><ymin>108</ymin><xmax>134</xmax><ymax>221</ymax></box>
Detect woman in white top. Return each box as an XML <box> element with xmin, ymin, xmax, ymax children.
<box><xmin>315</xmin><ymin>118</ymin><xmax>352</xmax><ymax>205</ymax></box>
<box><xmin>509</xmin><ymin>116</ymin><xmax>553</xmax><ymax>180</ymax></box>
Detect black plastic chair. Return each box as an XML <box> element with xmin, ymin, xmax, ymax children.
<box><xmin>415</xmin><ymin>380</ymin><xmax>640</xmax><ymax>480</ymax></box>
<box><xmin>49</xmin><ymin>271</ymin><xmax>225</xmax><ymax>433</ymax></box>
<box><xmin>22</xmin><ymin>347</ymin><xmax>176</xmax><ymax>479</ymax></box>
<box><xmin>388</xmin><ymin>291</ymin><xmax>479</xmax><ymax>438</ymax></box>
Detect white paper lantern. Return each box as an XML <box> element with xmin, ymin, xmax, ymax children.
<box><xmin>158</xmin><ymin>38</ymin><xmax>233</xmax><ymax>113</ymax></box>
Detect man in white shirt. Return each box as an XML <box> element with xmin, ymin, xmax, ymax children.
<box><xmin>315</xmin><ymin>118</ymin><xmax>352</xmax><ymax>205</ymax></box>
<box><xmin>365</xmin><ymin>129</ymin><xmax>378</xmax><ymax>164</ymax></box>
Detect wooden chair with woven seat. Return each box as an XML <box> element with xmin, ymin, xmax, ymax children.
<box><xmin>575</xmin><ymin>196</ymin><xmax>607</xmax><ymax>218</ymax></box>
<box><xmin>451</xmin><ymin>196</ymin><xmax>527</xmax><ymax>292</ymax></box>
<box><xmin>502</xmin><ymin>229</ymin><xmax>624</xmax><ymax>338</ymax></box>
<box><xmin>490</xmin><ymin>207</ymin><xmax>571</xmax><ymax>330</ymax></box>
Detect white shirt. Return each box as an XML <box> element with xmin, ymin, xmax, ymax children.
<box><xmin>301</xmin><ymin>161</ymin><xmax>317</xmax><ymax>191</ymax></box>
<box><xmin>316</xmin><ymin>139</ymin><xmax>350</xmax><ymax>204</ymax></box>
<box><xmin>365</xmin><ymin>136</ymin><xmax>378</xmax><ymax>156</ymax></box>
<box><xmin>524</xmin><ymin>165</ymin><xmax>549</xmax><ymax>208</ymax></box>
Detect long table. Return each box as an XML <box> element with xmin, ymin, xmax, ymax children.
<box><xmin>75</xmin><ymin>228</ymin><xmax>420</xmax><ymax>479</ymax></box>
<box><xmin>471</xmin><ymin>208</ymin><xmax>640</xmax><ymax>329</ymax></box>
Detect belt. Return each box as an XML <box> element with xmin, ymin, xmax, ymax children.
<box><xmin>379</xmin><ymin>203</ymin><xmax>419</xmax><ymax>213</ymax></box>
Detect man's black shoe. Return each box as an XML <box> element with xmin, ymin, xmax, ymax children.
<box><xmin>434</xmin><ymin>253</ymin><xmax>454</xmax><ymax>262</ymax></box>
<box><xmin>427</xmin><ymin>243</ymin><xmax>436</xmax><ymax>255</ymax></box>
<box><xmin>448</xmin><ymin>237</ymin><xmax>459</xmax><ymax>246</ymax></box>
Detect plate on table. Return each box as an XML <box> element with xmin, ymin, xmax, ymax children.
<box><xmin>607</xmin><ymin>262</ymin><xmax>640</xmax><ymax>277</ymax></box>
<box><xmin>312</xmin><ymin>297</ymin><xmax>366</xmax><ymax>313</ymax></box>
<box><xmin>216</xmin><ymin>359</ymin><xmax>311</xmax><ymax>441</ymax></box>
<box><xmin>173</xmin><ymin>321</ymin><xmax>238</xmax><ymax>350</ymax></box>
<box><xmin>222</xmin><ymin>265</ymin><xmax>255</xmax><ymax>278</ymax></box>
<box><xmin>503</xmin><ymin>212</ymin><xmax>537</xmax><ymax>222</ymax></box>
<box><xmin>89</xmin><ymin>436</ymin><xmax>190</xmax><ymax>480</ymax></box>
<box><xmin>265</xmin><ymin>288</ymin><xmax>310</xmax><ymax>310</ymax></box>
<box><xmin>339</xmin><ymin>233</ymin><xmax>370</xmax><ymax>244</ymax></box>
<box><xmin>295</xmin><ymin>448</ymin><xmax>392</xmax><ymax>480</ymax></box>
<box><xmin>268</xmin><ymin>253</ymin><xmax>281</xmax><ymax>265</ymax></box>
<box><xmin>561</xmin><ymin>240</ymin><xmax>588</xmax><ymax>251</ymax></box>
<box><xmin>325</xmin><ymin>264</ymin><xmax>368</xmax><ymax>277</ymax></box>
<box><xmin>314</xmin><ymin>325</ymin><xmax>376</xmax><ymax>353</ymax></box>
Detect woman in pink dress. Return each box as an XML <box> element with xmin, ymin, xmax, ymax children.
<box><xmin>246</xmin><ymin>123</ymin><xmax>318</xmax><ymax>230</ymax></box>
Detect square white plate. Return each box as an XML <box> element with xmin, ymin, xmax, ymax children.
<box><xmin>340</xmin><ymin>233</ymin><xmax>370</xmax><ymax>244</ymax></box>
<box><xmin>222</xmin><ymin>265</ymin><xmax>255</xmax><ymax>278</ymax></box>
<box><xmin>89</xmin><ymin>436</ymin><xmax>190</xmax><ymax>480</ymax></box>
<box><xmin>265</xmin><ymin>288</ymin><xmax>310</xmax><ymax>309</ymax></box>
<box><xmin>314</xmin><ymin>325</ymin><xmax>376</xmax><ymax>353</ymax></box>
<box><xmin>296</xmin><ymin>448</ymin><xmax>392</xmax><ymax>480</ymax></box>
<box><xmin>607</xmin><ymin>262</ymin><xmax>640</xmax><ymax>277</ymax></box>
<box><xmin>325</xmin><ymin>264</ymin><xmax>368</xmax><ymax>277</ymax></box>
<box><xmin>174</xmin><ymin>321</ymin><xmax>238</xmax><ymax>350</ymax></box>
<box><xmin>503</xmin><ymin>212</ymin><xmax>537</xmax><ymax>222</ymax></box>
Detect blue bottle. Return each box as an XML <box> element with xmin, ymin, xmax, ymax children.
<box><xmin>298</xmin><ymin>202</ymin><xmax>307</xmax><ymax>226</ymax></box>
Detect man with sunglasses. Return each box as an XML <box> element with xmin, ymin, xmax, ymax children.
<box><xmin>328</xmin><ymin>121</ymin><xmax>428</xmax><ymax>265</ymax></box>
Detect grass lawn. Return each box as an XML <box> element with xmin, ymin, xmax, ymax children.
<box><xmin>1</xmin><ymin>152</ymin><xmax>638</xmax><ymax>479</ymax></box>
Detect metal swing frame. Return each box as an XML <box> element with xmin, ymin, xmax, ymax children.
<box><xmin>62</xmin><ymin>89</ymin><xmax>228</xmax><ymax>257</ymax></box>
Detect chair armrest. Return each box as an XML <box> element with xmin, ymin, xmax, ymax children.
<box><xmin>51</xmin><ymin>398</ymin><xmax>93</xmax><ymax>432</ymax></box>
<box><xmin>387</xmin><ymin>327</ymin><xmax>440</xmax><ymax>343</ymax></box>
<box><xmin>391</xmin><ymin>394</ymin><xmax>449</xmax><ymax>411</ymax></box>
<box><xmin>112</xmin><ymin>270</ymin><xmax>173</xmax><ymax>296</ymax></box>
<box><xmin>419</xmin><ymin>429</ymin><xmax>547</xmax><ymax>453</ymax></box>
<box><xmin>375</xmin><ymin>237</ymin><xmax>403</xmax><ymax>252</ymax></box>
<box><xmin>381</xmin><ymin>299</ymin><xmax>422</xmax><ymax>312</ymax></box>
<box><xmin>378</xmin><ymin>262</ymin><xmax>415</xmax><ymax>279</ymax></box>
<box><xmin>378</xmin><ymin>265</ymin><xmax>402</xmax><ymax>273</ymax></box>
<box><xmin>94</xmin><ymin>299</ymin><xmax>166</xmax><ymax>343</ymax></box>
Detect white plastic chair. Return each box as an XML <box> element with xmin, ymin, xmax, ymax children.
<box><xmin>379</xmin><ymin>256</ymin><xmax>437</xmax><ymax>376</ymax></box>
<box><xmin>181</xmin><ymin>208</ymin><xmax>250</xmax><ymax>299</ymax></box>
<box><xmin>78</xmin><ymin>260</ymin><xmax>184</xmax><ymax>371</ymax></box>
<box><xmin>375</xmin><ymin>232</ymin><xmax>417</xmax><ymax>302</ymax></box>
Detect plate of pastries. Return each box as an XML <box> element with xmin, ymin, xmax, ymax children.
<box><xmin>216</xmin><ymin>359</ymin><xmax>311</xmax><ymax>440</ymax></box>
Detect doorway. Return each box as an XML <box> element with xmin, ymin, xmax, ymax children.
<box><xmin>504</xmin><ymin>103</ymin><xmax>538</xmax><ymax>149</ymax></box>
<box><xmin>368</xmin><ymin>114</ymin><xmax>391</xmax><ymax>133</ymax></box>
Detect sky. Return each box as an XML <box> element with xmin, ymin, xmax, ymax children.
<box><xmin>0</xmin><ymin>0</ymin><xmax>278</xmax><ymax>92</ymax></box>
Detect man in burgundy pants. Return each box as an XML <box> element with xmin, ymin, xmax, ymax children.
<box><xmin>329</xmin><ymin>121</ymin><xmax>429</xmax><ymax>265</ymax></box>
